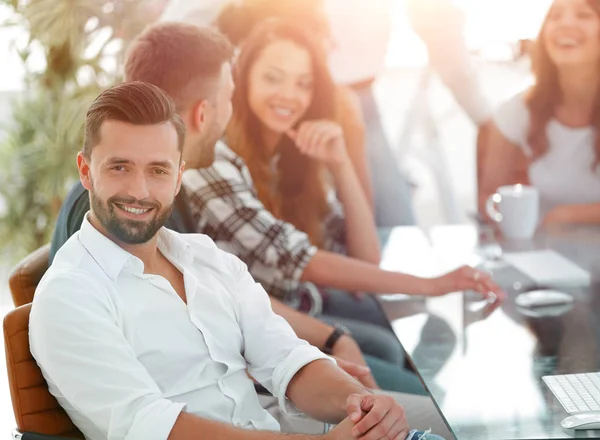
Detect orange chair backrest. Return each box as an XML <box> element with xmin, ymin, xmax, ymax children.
<box><xmin>8</xmin><ymin>244</ymin><xmax>50</xmax><ymax>307</ymax></box>
<box><xmin>3</xmin><ymin>304</ymin><xmax>84</xmax><ymax>438</ymax></box>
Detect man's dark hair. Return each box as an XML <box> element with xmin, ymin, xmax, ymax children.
<box><xmin>124</xmin><ymin>22</ymin><xmax>234</xmax><ymax>112</ymax></box>
<box><xmin>82</xmin><ymin>81</ymin><xmax>186</xmax><ymax>158</ymax></box>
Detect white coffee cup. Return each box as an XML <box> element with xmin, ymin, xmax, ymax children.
<box><xmin>486</xmin><ymin>184</ymin><xmax>539</xmax><ymax>240</ymax></box>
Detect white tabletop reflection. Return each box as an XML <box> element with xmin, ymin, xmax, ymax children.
<box><xmin>379</xmin><ymin>224</ymin><xmax>600</xmax><ymax>440</ymax></box>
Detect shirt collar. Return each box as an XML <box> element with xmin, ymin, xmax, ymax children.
<box><xmin>78</xmin><ymin>214</ymin><xmax>194</xmax><ymax>281</ymax></box>
<box><xmin>157</xmin><ymin>226</ymin><xmax>194</xmax><ymax>268</ymax></box>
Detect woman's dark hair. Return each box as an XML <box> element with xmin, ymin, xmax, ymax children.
<box><xmin>225</xmin><ymin>19</ymin><xmax>336</xmax><ymax>246</ymax></box>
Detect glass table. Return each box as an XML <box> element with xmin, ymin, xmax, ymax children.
<box><xmin>378</xmin><ymin>224</ymin><xmax>600</xmax><ymax>440</ymax></box>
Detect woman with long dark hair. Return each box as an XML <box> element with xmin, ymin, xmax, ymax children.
<box><xmin>184</xmin><ymin>19</ymin><xmax>500</xmax><ymax>395</ymax></box>
<box><xmin>216</xmin><ymin>0</ymin><xmax>376</xmax><ymax>217</ymax></box>
<box><xmin>480</xmin><ymin>0</ymin><xmax>600</xmax><ymax>224</ymax></box>
<box><xmin>224</xmin><ymin>20</ymin><xmax>375</xmax><ymax>259</ymax></box>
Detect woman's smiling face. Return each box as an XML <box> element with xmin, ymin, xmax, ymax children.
<box><xmin>543</xmin><ymin>0</ymin><xmax>600</xmax><ymax>68</ymax></box>
<box><xmin>247</xmin><ymin>39</ymin><xmax>315</xmax><ymax>138</ymax></box>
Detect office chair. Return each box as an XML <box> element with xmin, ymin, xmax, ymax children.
<box><xmin>8</xmin><ymin>244</ymin><xmax>50</xmax><ymax>307</ymax></box>
<box><xmin>4</xmin><ymin>304</ymin><xmax>84</xmax><ymax>439</ymax></box>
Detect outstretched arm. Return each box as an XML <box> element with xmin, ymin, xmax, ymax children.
<box><xmin>303</xmin><ymin>249</ymin><xmax>503</xmax><ymax>298</ymax></box>
<box><xmin>543</xmin><ymin>203</ymin><xmax>600</xmax><ymax>225</ymax></box>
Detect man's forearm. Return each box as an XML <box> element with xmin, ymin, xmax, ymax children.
<box><xmin>287</xmin><ymin>359</ymin><xmax>369</xmax><ymax>424</ymax></box>
<box><xmin>302</xmin><ymin>250</ymin><xmax>433</xmax><ymax>295</ymax></box>
<box><xmin>169</xmin><ymin>411</ymin><xmax>325</xmax><ymax>440</ymax></box>
<box><xmin>270</xmin><ymin>298</ymin><xmax>334</xmax><ymax>349</ymax></box>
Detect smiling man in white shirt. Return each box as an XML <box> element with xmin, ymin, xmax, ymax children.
<box><xmin>28</xmin><ymin>81</ymin><xmax>446</xmax><ymax>440</ymax></box>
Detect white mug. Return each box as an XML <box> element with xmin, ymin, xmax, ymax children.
<box><xmin>486</xmin><ymin>184</ymin><xmax>539</xmax><ymax>240</ymax></box>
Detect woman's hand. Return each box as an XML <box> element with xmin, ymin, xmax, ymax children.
<box><xmin>430</xmin><ymin>265</ymin><xmax>505</xmax><ymax>299</ymax></box>
<box><xmin>287</xmin><ymin>120</ymin><xmax>349</xmax><ymax>168</ymax></box>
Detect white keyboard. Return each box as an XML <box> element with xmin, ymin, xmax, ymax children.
<box><xmin>543</xmin><ymin>373</ymin><xmax>600</xmax><ymax>414</ymax></box>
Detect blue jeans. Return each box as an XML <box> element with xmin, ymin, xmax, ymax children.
<box><xmin>318</xmin><ymin>314</ymin><xmax>426</xmax><ymax>395</ymax></box>
<box><xmin>318</xmin><ymin>291</ymin><xmax>427</xmax><ymax>395</ymax></box>
<box><xmin>355</xmin><ymin>85</ymin><xmax>416</xmax><ymax>227</ymax></box>
<box><xmin>363</xmin><ymin>354</ymin><xmax>427</xmax><ymax>395</ymax></box>
<box><xmin>319</xmin><ymin>291</ymin><xmax>402</xmax><ymax>362</ymax></box>
<box><xmin>321</xmin><ymin>289</ymin><xmax>395</xmax><ymax>330</ymax></box>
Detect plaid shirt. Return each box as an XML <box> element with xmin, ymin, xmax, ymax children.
<box><xmin>183</xmin><ymin>142</ymin><xmax>346</xmax><ymax>302</ymax></box>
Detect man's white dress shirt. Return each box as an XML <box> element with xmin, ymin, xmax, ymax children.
<box><xmin>30</xmin><ymin>216</ymin><xmax>331</xmax><ymax>440</ymax></box>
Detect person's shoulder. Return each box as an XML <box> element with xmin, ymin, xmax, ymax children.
<box><xmin>335</xmin><ymin>86</ymin><xmax>361</xmax><ymax>111</ymax></box>
<box><xmin>30</xmin><ymin>245</ymin><xmax>116</xmax><ymax>350</ymax></box>
<box><xmin>169</xmin><ymin>229</ymin><xmax>246</xmax><ymax>275</ymax></box>
<box><xmin>36</xmin><ymin>234</ymin><xmax>109</xmax><ymax>308</ymax></box>
<box><xmin>172</xmin><ymin>229</ymin><xmax>218</xmax><ymax>249</ymax></box>
<box><xmin>335</xmin><ymin>86</ymin><xmax>364</xmax><ymax>125</ymax></box>
<box><xmin>215</xmin><ymin>140</ymin><xmax>248</xmax><ymax>170</ymax></box>
<box><xmin>492</xmin><ymin>88</ymin><xmax>531</xmax><ymax>145</ymax></box>
<box><xmin>45</xmin><ymin>234</ymin><xmax>104</xmax><ymax>286</ymax></box>
<box><xmin>170</xmin><ymin>229</ymin><xmax>230</xmax><ymax>260</ymax></box>
<box><xmin>183</xmin><ymin>141</ymin><xmax>251</xmax><ymax>190</ymax></box>
<box><xmin>495</xmin><ymin>89</ymin><xmax>529</xmax><ymax>118</ymax></box>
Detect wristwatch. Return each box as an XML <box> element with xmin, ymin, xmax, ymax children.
<box><xmin>323</xmin><ymin>323</ymin><xmax>352</xmax><ymax>354</ymax></box>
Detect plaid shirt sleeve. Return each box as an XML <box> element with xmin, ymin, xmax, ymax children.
<box><xmin>182</xmin><ymin>143</ymin><xmax>318</xmax><ymax>301</ymax></box>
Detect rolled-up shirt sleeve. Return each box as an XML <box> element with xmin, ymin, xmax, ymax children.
<box><xmin>221</xmin><ymin>251</ymin><xmax>334</xmax><ymax>413</ymax></box>
<box><xmin>30</xmin><ymin>273</ymin><xmax>185</xmax><ymax>440</ymax></box>
<box><xmin>183</xmin><ymin>150</ymin><xmax>318</xmax><ymax>299</ymax></box>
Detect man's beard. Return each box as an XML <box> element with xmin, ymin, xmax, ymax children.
<box><xmin>90</xmin><ymin>189</ymin><xmax>174</xmax><ymax>245</ymax></box>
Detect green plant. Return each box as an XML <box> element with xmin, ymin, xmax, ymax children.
<box><xmin>0</xmin><ymin>0</ymin><xmax>153</xmax><ymax>260</ymax></box>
